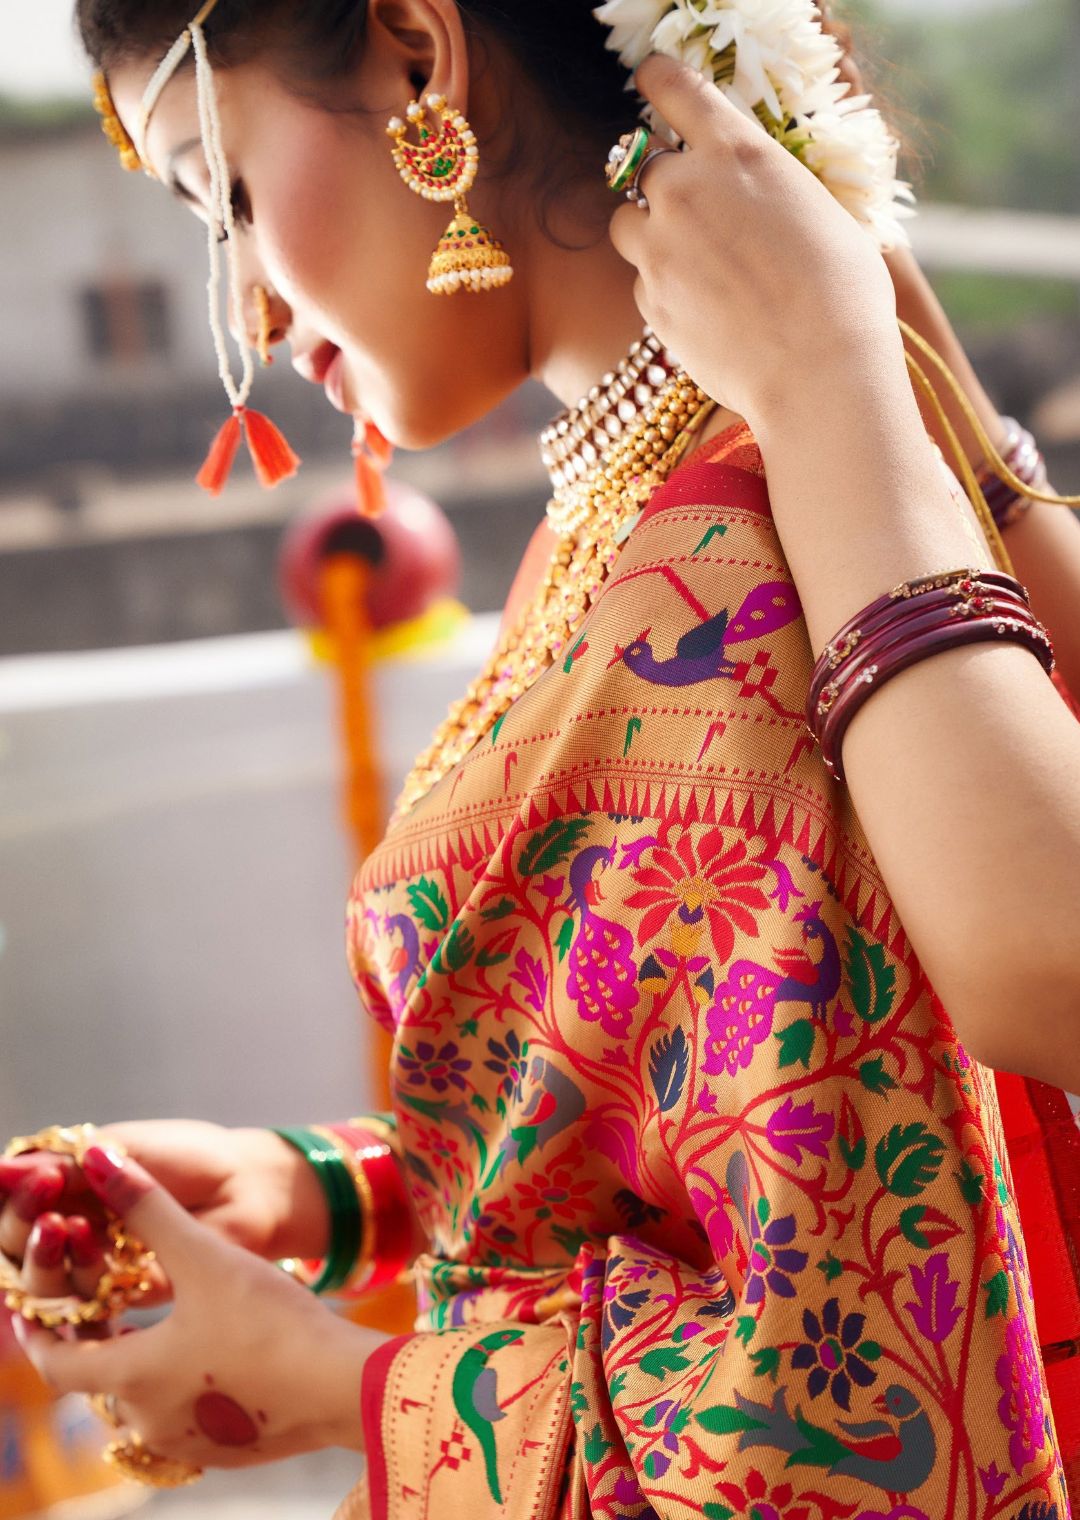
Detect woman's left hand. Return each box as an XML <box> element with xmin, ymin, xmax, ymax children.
<box><xmin>12</xmin><ymin>1145</ymin><xmax>386</xmax><ymax>1468</ymax></box>
<box><xmin>609</xmin><ymin>54</ymin><xmax>898</xmax><ymax>427</ymax></box>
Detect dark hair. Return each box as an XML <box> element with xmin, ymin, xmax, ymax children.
<box><xmin>76</xmin><ymin>0</ymin><xmax>906</xmax><ymax>176</ymax></box>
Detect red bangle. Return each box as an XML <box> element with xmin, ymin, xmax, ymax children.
<box><xmin>977</xmin><ymin>420</ymin><xmax>1045</xmax><ymax>531</ymax></box>
<box><xmin>818</xmin><ymin>612</ymin><xmax>1055</xmax><ymax>782</ymax></box>
<box><xmin>809</xmin><ymin>574</ymin><xmax>1031</xmax><ymax>717</ymax></box>
<box><xmin>321</xmin><ymin>1121</ymin><xmax>415</xmax><ymax>1295</ymax></box>
<box><xmin>809</xmin><ymin>588</ymin><xmax>1033</xmax><ymax>726</ymax></box>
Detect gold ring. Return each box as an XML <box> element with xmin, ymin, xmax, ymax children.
<box><xmin>103</xmin><ymin>1434</ymin><xmax>203</xmax><ymax>1488</ymax></box>
<box><xmin>0</xmin><ymin>1125</ymin><xmax>156</xmax><ymax>1329</ymax></box>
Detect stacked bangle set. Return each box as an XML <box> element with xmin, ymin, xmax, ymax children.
<box><xmin>273</xmin><ymin>1120</ymin><xmax>413</xmax><ymax>1297</ymax></box>
<box><xmin>806</xmin><ymin>419</ymin><xmax>1057</xmax><ymax>783</ymax></box>
<box><xmin>976</xmin><ymin>417</ymin><xmax>1046</xmax><ymax>533</ymax></box>
<box><xmin>807</xmin><ymin>566</ymin><xmax>1055</xmax><ymax>783</ymax></box>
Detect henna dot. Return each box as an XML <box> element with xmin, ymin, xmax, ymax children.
<box><xmin>194</xmin><ymin>1392</ymin><xmax>259</xmax><ymax>1447</ymax></box>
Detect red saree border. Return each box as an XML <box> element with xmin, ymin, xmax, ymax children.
<box><xmin>361</xmin><ymin>1334</ymin><xmax>412</xmax><ymax>1520</ymax></box>
<box><xmin>640</xmin><ymin>457</ymin><xmax>772</xmax><ymax>525</ymax></box>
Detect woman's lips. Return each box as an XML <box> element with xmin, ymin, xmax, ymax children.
<box><xmin>291</xmin><ymin>340</ymin><xmax>351</xmax><ymax>414</ymax></box>
<box><xmin>323</xmin><ymin>349</ymin><xmax>349</xmax><ymax>414</ymax></box>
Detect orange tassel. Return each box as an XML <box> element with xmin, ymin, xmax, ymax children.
<box><xmin>353</xmin><ymin>448</ymin><xmax>388</xmax><ymax>520</ymax></box>
<box><xmin>195</xmin><ymin>412</ymin><xmax>243</xmax><ymax>497</ymax></box>
<box><xmin>242</xmin><ymin>407</ymin><xmax>301</xmax><ymax>489</ymax></box>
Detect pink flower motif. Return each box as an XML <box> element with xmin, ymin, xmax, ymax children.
<box><xmin>978</xmin><ymin>1461</ymin><xmax>1008</xmax><ymax>1498</ymax></box>
<box><xmin>995</xmin><ymin>1304</ymin><xmax>1047</xmax><ymax>1471</ymax></box>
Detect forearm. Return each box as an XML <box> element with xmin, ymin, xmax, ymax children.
<box><xmin>888</xmin><ymin>244</ymin><xmax>1080</xmax><ymax>694</ymax></box>
<box><xmin>751</xmin><ymin>329</ymin><xmax>1080</xmax><ymax>1083</ymax></box>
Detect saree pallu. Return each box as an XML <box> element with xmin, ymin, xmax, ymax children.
<box><xmin>342</xmin><ymin>421</ymin><xmax>1080</xmax><ymax>1520</ymax></box>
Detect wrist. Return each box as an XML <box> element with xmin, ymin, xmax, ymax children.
<box><xmin>236</xmin><ymin>1128</ymin><xmax>331</xmax><ymax>1262</ymax></box>
<box><xmin>314</xmin><ymin>1314</ymin><xmax>389</xmax><ymax>1453</ymax></box>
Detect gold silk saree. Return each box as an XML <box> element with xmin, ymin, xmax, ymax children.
<box><xmin>340</xmin><ymin>421</ymin><xmax>1080</xmax><ymax>1520</ymax></box>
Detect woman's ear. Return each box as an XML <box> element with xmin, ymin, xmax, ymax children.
<box><xmin>365</xmin><ymin>0</ymin><xmax>471</xmax><ymax>112</ymax></box>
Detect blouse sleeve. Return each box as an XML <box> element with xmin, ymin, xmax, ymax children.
<box><xmin>346</xmin><ymin>443</ymin><xmax>1072</xmax><ymax>1520</ymax></box>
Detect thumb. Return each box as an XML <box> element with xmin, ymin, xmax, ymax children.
<box><xmin>81</xmin><ymin>1144</ymin><xmax>203</xmax><ymax>1282</ymax></box>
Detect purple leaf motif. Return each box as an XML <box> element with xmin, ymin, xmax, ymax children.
<box><xmin>904</xmin><ymin>1251</ymin><xmax>963</xmax><ymax>1343</ymax></box>
<box><xmin>765</xmin><ymin>1095</ymin><xmax>835</xmax><ymax>1165</ymax></box>
<box><xmin>585</xmin><ymin>1109</ymin><xmax>643</xmax><ymax>1190</ymax></box>
<box><xmin>510</xmin><ymin>947</ymin><xmax>548</xmax><ymax>1014</ymax></box>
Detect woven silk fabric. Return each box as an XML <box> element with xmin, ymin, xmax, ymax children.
<box><xmin>343</xmin><ymin>421</ymin><xmax>1078</xmax><ymax>1520</ymax></box>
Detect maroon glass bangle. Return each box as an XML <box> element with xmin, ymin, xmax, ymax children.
<box><xmin>813</xmin><ymin>568</ymin><xmax>1030</xmax><ymax>693</ymax></box>
<box><xmin>976</xmin><ymin>419</ymin><xmax>1046</xmax><ymax>531</ymax></box>
<box><xmin>809</xmin><ymin>575</ymin><xmax>1032</xmax><ymax>716</ymax></box>
<box><xmin>809</xmin><ymin>589</ymin><xmax>1034</xmax><ymax>726</ymax></box>
<box><xmin>818</xmin><ymin>615</ymin><xmax>1056</xmax><ymax>783</ymax></box>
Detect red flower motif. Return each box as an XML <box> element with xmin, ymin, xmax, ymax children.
<box><xmin>626</xmin><ymin>829</ymin><xmax>771</xmax><ymax>963</ymax></box>
<box><xmin>513</xmin><ymin>1142</ymin><xmax>598</xmax><ymax>1223</ymax></box>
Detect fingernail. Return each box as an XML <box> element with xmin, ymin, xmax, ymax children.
<box><xmin>13</xmin><ymin>1168</ymin><xmax>64</xmax><ymax>1222</ymax></box>
<box><xmin>30</xmin><ymin>1214</ymin><xmax>68</xmax><ymax>1270</ymax></box>
<box><xmin>81</xmin><ymin>1146</ymin><xmax>151</xmax><ymax>1214</ymax></box>
<box><xmin>67</xmin><ymin>1216</ymin><xmax>103</xmax><ymax>1268</ymax></box>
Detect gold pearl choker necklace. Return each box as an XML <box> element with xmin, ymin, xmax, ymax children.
<box><xmin>392</xmin><ymin>333</ymin><xmax>714</xmax><ymax>820</ymax></box>
<box><xmin>541</xmin><ymin>329</ymin><xmax>682</xmax><ymax>537</ymax></box>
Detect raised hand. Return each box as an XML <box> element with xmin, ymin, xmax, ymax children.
<box><xmin>608</xmin><ymin>53</ymin><xmax>898</xmax><ymax>425</ymax></box>
<box><xmin>13</xmin><ymin>1146</ymin><xmax>384</xmax><ymax>1470</ymax></box>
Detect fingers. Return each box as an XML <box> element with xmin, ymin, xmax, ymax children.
<box><xmin>68</xmin><ymin>1215</ymin><xmax>109</xmax><ymax>1300</ymax></box>
<box><xmin>12</xmin><ymin>1308</ymin><xmax>157</xmax><ymax>1397</ymax></box>
<box><xmin>22</xmin><ymin>1214</ymin><xmax>71</xmax><ymax>1301</ymax></box>
<box><xmin>82</xmin><ymin>1146</ymin><xmax>201</xmax><ymax>1286</ymax></box>
<box><xmin>0</xmin><ymin>1166</ymin><xmax>66</xmax><ymax>1263</ymax></box>
<box><xmin>633</xmin><ymin>52</ymin><xmax>750</xmax><ymax>148</ymax></box>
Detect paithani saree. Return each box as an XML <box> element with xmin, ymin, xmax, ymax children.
<box><xmin>339</xmin><ymin>420</ymin><xmax>1080</xmax><ymax>1520</ymax></box>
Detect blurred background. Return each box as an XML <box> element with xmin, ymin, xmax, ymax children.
<box><xmin>0</xmin><ymin>0</ymin><xmax>1078</xmax><ymax>1514</ymax></box>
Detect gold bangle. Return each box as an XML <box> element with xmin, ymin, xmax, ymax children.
<box><xmin>1</xmin><ymin>1124</ymin><xmax>155</xmax><ymax>1329</ymax></box>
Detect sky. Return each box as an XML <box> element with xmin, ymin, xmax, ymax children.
<box><xmin>1</xmin><ymin>0</ymin><xmax>1027</xmax><ymax>100</ymax></box>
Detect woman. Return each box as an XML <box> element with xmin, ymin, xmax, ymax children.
<box><xmin>4</xmin><ymin>1</ymin><xmax>1080</xmax><ymax>1517</ymax></box>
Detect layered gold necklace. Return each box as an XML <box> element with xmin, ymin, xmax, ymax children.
<box><xmin>392</xmin><ymin>331</ymin><xmax>715</xmax><ymax>822</ymax></box>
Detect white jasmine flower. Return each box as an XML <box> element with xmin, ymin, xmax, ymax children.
<box><xmin>593</xmin><ymin>0</ymin><xmax>919</xmax><ymax>249</ymax></box>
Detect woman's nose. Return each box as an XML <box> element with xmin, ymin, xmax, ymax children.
<box><xmin>228</xmin><ymin>282</ymin><xmax>291</xmax><ymax>361</ymax></box>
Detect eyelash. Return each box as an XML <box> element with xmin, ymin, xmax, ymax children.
<box><xmin>215</xmin><ymin>179</ymin><xmax>252</xmax><ymax>243</ymax></box>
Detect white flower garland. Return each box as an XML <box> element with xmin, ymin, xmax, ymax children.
<box><xmin>593</xmin><ymin>0</ymin><xmax>917</xmax><ymax>251</ymax></box>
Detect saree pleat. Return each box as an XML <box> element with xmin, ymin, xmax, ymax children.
<box><xmin>344</xmin><ymin>422</ymin><xmax>1079</xmax><ymax>1520</ymax></box>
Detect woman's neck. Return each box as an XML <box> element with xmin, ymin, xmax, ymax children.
<box><xmin>521</xmin><ymin>198</ymin><xmax>743</xmax><ymax>442</ymax></box>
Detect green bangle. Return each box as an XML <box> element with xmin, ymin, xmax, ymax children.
<box><xmin>272</xmin><ymin>1127</ymin><xmax>362</xmax><ymax>1295</ymax></box>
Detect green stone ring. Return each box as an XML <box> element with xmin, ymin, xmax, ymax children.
<box><xmin>605</xmin><ymin>127</ymin><xmax>651</xmax><ymax>194</ymax></box>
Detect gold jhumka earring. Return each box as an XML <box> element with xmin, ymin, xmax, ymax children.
<box><xmin>386</xmin><ymin>94</ymin><xmax>513</xmax><ymax>295</ymax></box>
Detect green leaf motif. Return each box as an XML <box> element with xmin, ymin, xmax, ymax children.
<box><xmin>734</xmin><ymin>1315</ymin><xmax>757</xmax><ymax>1346</ymax></box>
<box><xmin>874</xmin><ymin>1122</ymin><xmax>946</xmax><ymax>1198</ymax></box>
<box><xmin>856</xmin><ymin>1340</ymin><xmax>882</xmax><ymax>1362</ymax></box>
<box><xmin>432</xmin><ymin>921</ymin><xmax>475</xmax><ymax>976</ymax></box>
<box><xmin>859</xmin><ymin>1056</ymin><xmax>897</xmax><ymax>1094</ymax></box>
<box><xmin>480</xmin><ymin>897</ymin><xmax>516</xmax><ymax>922</ymax></box>
<box><xmin>955</xmin><ymin>1159</ymin><xmax>986</xmax><ymax>1207</ymax></box>
<box><xmin>983</xmin><ymin>1269</ymin><xmax>1010</xmax><ymax>1318</ymax></box>
<box><xmin>519</xmin><ymin>816</ymin><xmax>594</xmax><ymax>877</ymax></box>
<box><xmin>817</xmin><ymin>1252</ymin><xmax>843</xmax><ymax>1282</ymax></box>
<box><xmin>788</xmin><ymin>1412</ymin><xmax>848</xmax><ymax>1469</ymax></box>
<box><xmin>696</xmin><ymin>1404</ymin><xmax>768</xmax><ymax>1436</ymax></box>
<box><xmin>774</xmin><ymin>1018</ymin><xmax>815</xmax><ymax>1070</ymax></box>
<box><xmin>704</xmin><ymin>1507</ymin><xmax>736</xmax><ymax>1520</ymax></box>
<box><xmin>556</xmin><ymin>915</ymin><xmax>575</xmax><ymax>963</ymax></box>
<box><xmin>845</xmin><ymin>927</ymin><xmax>897</xmax><ymax>1024</ymax></box>
<box><xmin>583</xmin><ymin>1423</ymin><xmax>613</xmax><ymax>1464</ymax></box>
<box><xmin>407</xmin><ymin>875</ymin><xmax>449</xmax><ymax>932</ymax></box>
<box><xmin>749</xmin><ymin>1346</ymin><xmax>781</xmax><ymax>1381</ymax></box>
<box><xmin>837</xmin><ymin>1133</ymin><xmax>866</xmax><ymax>1172</ymax></box>
<box><xmin>639</xmin><ymin>1345</ymin><xmax>692</xmax><ymax>1379</ymax></box>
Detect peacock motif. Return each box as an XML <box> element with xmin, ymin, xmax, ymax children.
<box><xmin>566</xmin><ymin>842</ymin><xmax>639</xmax><ymax>1039</ymax></box>
<box><xmin>608</xmin><ymin>580</ymin><xmax>801</xmax><ymax>689</ymax></box>
<box><xmin>703</xmin><ymin>900</ymin><xmax>842</xmax><ymax>1076</ymax></box>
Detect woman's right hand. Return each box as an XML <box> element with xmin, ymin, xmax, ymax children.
<box><xmin>0</xmin><ymin>1122</ymin><xmax>330</xmax><ymax>1304</ymax></box>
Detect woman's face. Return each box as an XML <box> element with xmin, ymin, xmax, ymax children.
<box><xmin>109</xmin><ymin>25</ymin><xmax>532</xmax><ymax>450</ymax></box>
